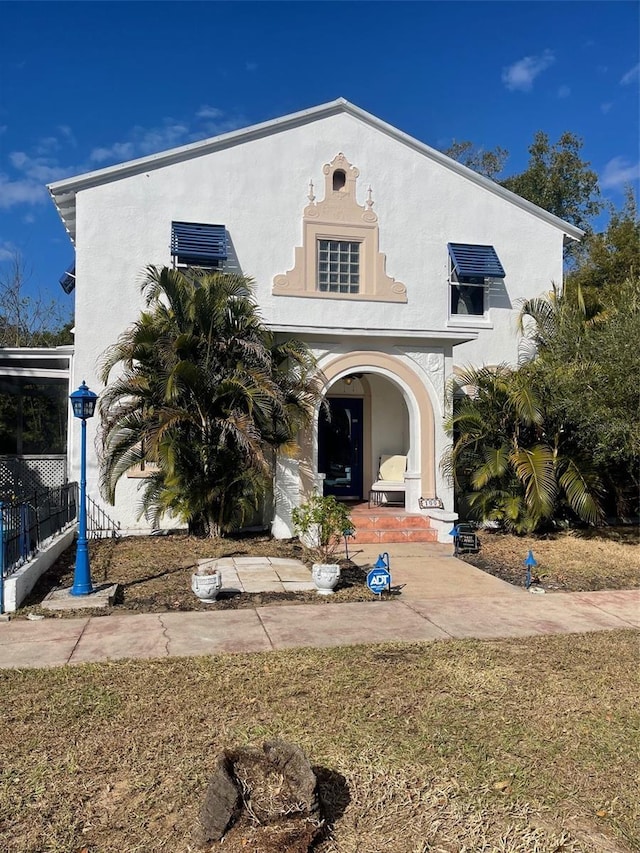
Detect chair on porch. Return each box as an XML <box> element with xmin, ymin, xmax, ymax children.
<box><xmin>368</xmin><ymin>454</ymin><xmax>407</xmax><ymax>508</ymax></box>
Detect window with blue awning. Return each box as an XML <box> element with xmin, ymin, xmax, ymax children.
<box><xmin>447</xmin><ymin>243</ymin><xmax>505</xmax><ymax>280</ymax></box>
<box><xmin>447</xmin><ymin>243</ymin><xmax>505</xmax><ymax>317</ymax></box>
<box><xmin>59</xmin><ymin>262</ymin><xmax>76</xmax><ymax>294</ymax></box>
<box><xmin>171</xmin><ymin>222</ymin><xmax>227</xmax><ymax>267</ymax></box>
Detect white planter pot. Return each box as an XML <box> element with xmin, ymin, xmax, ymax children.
<box><xmin>191</xmin><ymin>570</ymin><xmax>222</xmax><ymax>603</ymax></box>
<box><xmin>312</xmin><ymin>563</ymin><xmax>341</xmax><ymax>595</ymax></box>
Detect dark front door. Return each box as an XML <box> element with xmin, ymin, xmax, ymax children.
<box><xmin>318</xmin><ymin>398</ymin><xmax>363</xmax><ymax>499</ymax></box>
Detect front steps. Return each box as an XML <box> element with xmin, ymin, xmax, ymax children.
<box><xmin>348</xmin><ymin>504</ymin><xmax>438</xmax><ymax>544</ymax></box>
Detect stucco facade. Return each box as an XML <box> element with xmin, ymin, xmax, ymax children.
<box><xmin>49</xmin><ymin>99</ymin><xmax>581</xmax><ymax>539</ymax></box>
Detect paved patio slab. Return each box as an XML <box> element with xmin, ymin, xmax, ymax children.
<box><xmin>68</xmin><ymin>615</ymin><xmax>168</xmax><ymax>664</ymax></box>
<box><xmin>230</xmin><ymin>559</ymin><xmax>274</xmax><ymax>569</ymax></box>
<box><xmin>42</xmin><ymin>584</ymin><xmax>118</xmax><ymax>611</ymax></box>
<box><xmin>282</xmin><ymin>581</ymin><xmax>316</xmax><ymax>592</ymax></box>
<box><xmin>0</xmin><ymin>640</ymin><xmax>77</xmax><ymax>669</ymax></box>
<box><xmin>573</xmin><ymin>590</ymin><xmax>640</xmax><ymax>627</ymax></box>
<box><xmin>256</xmin><ymin>601</ymin><xmax>450</xmax><ymax>649</ymax></box>
<box><xmin>218</xmin><ymin>567</ymin><xmax>241</xmax><ymax>590</ymax></box>
<box><xmin>0</xmin><ymin>618</ymin><xmax>89</xmax><ymax>644</ymax></box>
<box><xmin>0</xmin><ymin>618</ymin><xmax>90</xmax><ymax>669</ymax></box>
<box><xmin>408</xmin><ymin>592</ymin><xmax>636</xmax><ymax>640</ymax></box>
<box><xmin>161</xmin><ymin>610</ymin><xmax>272</xmax><ymax>656</ymax></box>
<box><xmin>353</xmin><ymin>543</ymin><xmax>521</xmax><ymax>600</ymax></box>
<box><xmin>240</xmin><ymin>579</ymin><xmax>284</xmax><ymax>593</ymax></box>
<box><xmin>272</xmin><ymin>566</ymin><xmax>313</xmax><ymax>583</ymax></box>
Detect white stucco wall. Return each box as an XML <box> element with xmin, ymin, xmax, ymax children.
<box><xmin>67</xmin><ymin>108</ymin><xmax>568</xmax><ymax>531</ymax></box>
<box><xmin>368</xmin><ymin>374</ymin><xmax>409</xmax><ymax>466</ymax></box>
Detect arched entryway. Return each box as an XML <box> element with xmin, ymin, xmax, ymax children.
<box><xmin>299</xmin><ymin>351</ymin><xmax>437</xmax><ymax>512</ymax></box>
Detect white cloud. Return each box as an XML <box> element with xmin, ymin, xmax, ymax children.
<box><xmin>196</xmin><ymin>105</ymin><xmax>223</xmax><ymax>119</ymax></box>
<box><xmin>9</xmin><ymin>151</ymin><xmax>68</xmax><ymax>182</ymax></box>
<box><xmin>620</xmin><ymin>63</ymin><xmax>639</xmax><ymax>85</ymax></box>
<box><xmin>193</xmin><ymin>106</ymin><xmax>248</xmax><ymax>138</ymax></box>
<box><xmin>557</xmin><ymin>85</ymin><xmax>571</xmax><ymax>99</ymax></box>
<box><xmin>57</xmin><ymin>125</ymin><xmax>77</xmax><ymax>146</ymax></box>
<box><xmin>601</xmin><ymin>102</ymin><xmax>613</xmax><ymax>114</ymax></box>
<box><xmin>601</xmin><ymin>156</ymin><xmax>640</xmax><ymax>190</ymax></box>
<box><xmin>245</xmin><ymin>62</ymin><xmax>258</xmax><ymax>72</ymax></box>
<box><xmin>1</xmin><ymin>107</ymin><xmax>248</xmax><ymax>211</ymax></box>
<box><xmin>0</xmin><ymin>241</ymin><xmax>18</xmax><ymax>261</ymax></box>
<box><xmin>90</xmin><ymin>119</ymin><xmax>191</xmax><ymax>163</ymax></box>
<box><xmin>195</xmin><ymin>117</ymin><xmax>247</xmax><ymax>139</ymax></box>
<box><xmin>0</xmin><ymin>138</ymin><xmax>76</xmax><ymax>209</ymax></box>
<box><xmin>90</xmin><ymin>141</ymin><xmax>136</xmax><ymax>163</ymax></box>
<box><xmin>136</xmin><ymin>122</ymin><xmax>189</xmax><ymax>154</ymax></box>
<box><xmin>34</xmin><ymin>136</ymin><xmax>60</xmax><ymax>156</ymax></box>
<box><xmin>0</xmin><ymin>173</ymin><xmax>48</xmax><ymax>209</ymax></box>
<box><xmin>502</xmin><ymin>50</ymin><xmax>555</xmax><ymax>92</ymax></box>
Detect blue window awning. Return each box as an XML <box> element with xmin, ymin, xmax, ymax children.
<box><xmin>448</xmin><ymin>243</ymin><xmax>505</xmax><ymax>279</ymax></box>
<box><xmin>171</xmin><ymin>221</ymin><xmax>227</xmax><ymax>265</ymax></box>
<box><xmin>59</xmin><ymin>262</ymin><xmax>76</xmax><ymax>294</ymax></box>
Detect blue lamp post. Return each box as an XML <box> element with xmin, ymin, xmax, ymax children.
<box><xmin>69</xmin><ymin>380</ymin><xmax>98</xmax><ymax>596</ymax></box>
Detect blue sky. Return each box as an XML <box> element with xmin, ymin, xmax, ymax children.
<box><xmin>1</xmin><ymin>1</ymin><xmax>638</xmax><ymax>316</ymax></box>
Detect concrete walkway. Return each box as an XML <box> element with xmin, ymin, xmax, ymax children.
<box><xmin>0</xmin><ymin>544</ymin><xmax>637</xmax><ymax>670</ymax></box>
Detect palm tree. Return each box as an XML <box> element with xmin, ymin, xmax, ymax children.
<box><xmin>98</xmin><ymin>266</ymin><xmax>322</xmax><ymax>536</ymax></box>
<box><xmin>443</xmin><ymin>364</ymin><xmax>603</xmax><ymax>533</ymax></box>
<box><xmin>517</xmin><ymin>276</ymin><xmax>639</xmax><ymax>519</ymax></box>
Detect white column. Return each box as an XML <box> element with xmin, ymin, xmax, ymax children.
<box><xmin>271</xmin><ymin>456</ymin><xmax>300</xmax><ymax>539</ymax></box>
<box><xmin>404</xmin><ymin>471</ymin><xmax>421</xmax><ymax>513</ymax></box>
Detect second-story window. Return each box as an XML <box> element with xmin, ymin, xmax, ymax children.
<box><xmin>447</xmin><ymin>242</ymin><xmax>505</xmax><ymax>318</ymax></box>
<box><xmin>317</xmin><ymin>239</ymin><xmax>360</xmax><ymax>294</ymax></box>
<box><xmin>171</xmin><ymin>221</ymin><xmax>228</xmax><ymax>270</ymax></box>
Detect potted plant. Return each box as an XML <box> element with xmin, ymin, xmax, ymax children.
<box><xmin>191</xmin><ymin>561</ymin><xmax>223</xmax><ymax>603</ymax></box>
<box><xmin>291</xmin><ymin>493</ymin><xmax>353</xmax><ymax>594</ymax></box>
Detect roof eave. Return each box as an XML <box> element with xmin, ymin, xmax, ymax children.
<box><xmin>47</xmin><ymin>96</ymin><xmax>585</xmax><ymax>243</ymax></box>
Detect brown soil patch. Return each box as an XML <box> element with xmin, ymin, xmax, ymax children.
<box><xmin>461</xmin><ymin>527</ymin><xmax>639</xmax><ymax>591</ymax></box>
<box><xmin>18</xmin><ymin>533</ymin><xmax>379</xmax><ymax>618</ymax></box>
<box><xmin>16</xmin><ymin>525</ymin><xmax>639</xmax><ymax>618</ymax></box>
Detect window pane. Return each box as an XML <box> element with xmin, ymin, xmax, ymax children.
<box><xmin>451</xmin><ymin>283</ymin><xmax>484</xmax><ymax>316</ymax></box>
<box><xmin>317</xmin><ymin>240</ymin><xmax>360</xmax><ymax>294</ymax></box>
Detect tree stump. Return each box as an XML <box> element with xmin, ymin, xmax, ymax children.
<box><xmin>195</xmin><ymin>739</ymin><xmax>323</xmax><ymax>852</ymax></box>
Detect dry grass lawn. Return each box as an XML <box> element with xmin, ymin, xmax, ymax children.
<box><xmin>0</xmin><ymin>630</ymin><xmax>637</xmax><ymax>852</ymax></box>
<box><xmin>463</xmin><ymin>527</ymin><xmax>639</xmax><ymax>592</ymax></box>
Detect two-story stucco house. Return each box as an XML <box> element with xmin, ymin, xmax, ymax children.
<box><xmin>48</xmin><ymin>99</ymin><xmax>582</xmax><ymax>541</ymax></box>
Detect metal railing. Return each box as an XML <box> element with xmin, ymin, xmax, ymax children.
<box><xmin>0</xmin><ymin>485</ymin><xmax>123</xmax><ymax>613</ymax></box>
<box><xmin>0</xmin><ymin>483</ymin><xmax>78</xmax><ymax>580</ymax></box>
<box><xmin>87</xmin><ymin>495</ymin><xmax>121</xmax><ymax>540</ymax></box>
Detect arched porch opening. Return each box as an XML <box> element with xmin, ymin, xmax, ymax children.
<box><xmin>299</xmin><ymin>351</ymin><xmax>437</xmax><ymax>512</ymax></box>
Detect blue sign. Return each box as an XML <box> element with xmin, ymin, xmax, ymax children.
<box><xmin>367</xmin><ymin>566</ymin><xmax>391</xmax><ymax>595</ymax></box>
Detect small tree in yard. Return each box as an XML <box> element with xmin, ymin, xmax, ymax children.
<box><xmin>0</xmin><ymin>252</ymin><xmax>72</xmax><ymax>347</ymax></box>
<box><xmin>292</xmin><ymin>493</ymin><xmax>353</xmax><ymax>565</ymax></box>
<box><xmin>99</xmin><ymin>265</ymin><xmax>322</xmax><ymax>537</ymax></box>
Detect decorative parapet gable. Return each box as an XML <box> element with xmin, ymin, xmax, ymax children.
<box><xmin>273</xmin><ymin>153</ymin><xmax>407</xmax><ymax>303</ymax></box>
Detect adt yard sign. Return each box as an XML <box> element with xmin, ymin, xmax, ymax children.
<box><xmin>367</xmin><ymin>554</ymin><xmax>391</xmax><ymax>596</ymax></box>
<box><xmin>367</xmin><ymin>568</ymin><xmax>390</xmax><ymax>595</ymax></box>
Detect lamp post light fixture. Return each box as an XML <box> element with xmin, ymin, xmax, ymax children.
<box><xmin>69</xmin><ymin>380</ymin><xmax>98</xmax><ymax>596</ymax></box>
<box><xmin>524</xmin><ymin>549</ymin><xmax>538</xmax><ymax>590</ymax></box>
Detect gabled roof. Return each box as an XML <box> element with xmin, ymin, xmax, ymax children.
<box><xmin>48</xmin><ymin>98</ymin><xmax>584</xmax><ymax>244</ymax></box>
